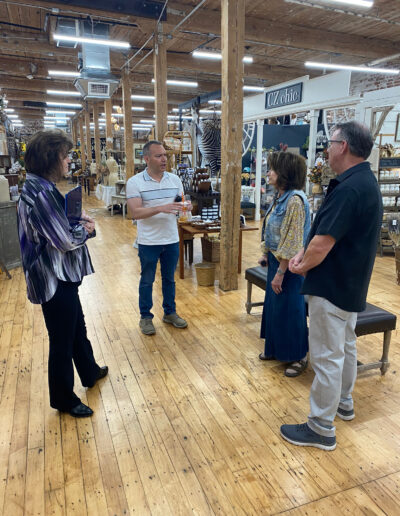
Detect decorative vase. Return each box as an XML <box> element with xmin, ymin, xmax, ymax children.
<box><xmin>312</xmin><ymin>183</ymin><xmax>323</xmax><ymax>194</ymax></box>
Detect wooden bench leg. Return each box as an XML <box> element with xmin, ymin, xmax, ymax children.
<box><xmin>246</xmin><ymin>281</ymin><xmax>253</xmax><ymax>314</ymax></box>
<box><xmin>380</xmin><ymin>330</ymin><xmax>391</xmax><ymax>375</ymax></box>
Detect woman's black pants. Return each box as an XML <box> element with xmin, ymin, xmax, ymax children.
<box><xmin>41</xmin><ymin>280</ymin><xmax>100</xmax><ymax>411</ymax></box>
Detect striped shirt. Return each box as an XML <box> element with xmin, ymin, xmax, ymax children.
<box><xmin>126</xmin><ymin>169</ymin><xmax>183</xmax><ymax>245</ymax></box>
<box><xmin>18</xmin><ymin>174</ymin><xmax>94</xmax><ymax>304</ymax></box>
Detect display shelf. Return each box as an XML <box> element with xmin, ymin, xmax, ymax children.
<box><xmin>378</xmin><ymin>162</ymin><xmax>399</xmax><ymax>256</ymax></box>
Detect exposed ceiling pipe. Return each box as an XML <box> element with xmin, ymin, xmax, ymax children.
<box><xmin>284</xmin><ymin>0</ymin><xmax>400</xmax><ymax>27</ymax></box>
<box><xmin>368</xmin><ymin>54</ymin><xmax>400</xmax><ymax>66</ymax></box>
<box><xmin>125</xmin><ymin>0</ymin><xmax>208</xmax><ymax>72</ymax></box>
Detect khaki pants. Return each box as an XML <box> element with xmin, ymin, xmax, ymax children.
<box><xmin>307</xmin><ymin>295</ymin><xmax>357</xmax><ymax>437</ymax></box>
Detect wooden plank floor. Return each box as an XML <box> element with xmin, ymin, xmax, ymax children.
<box><xmin>1</xmin><ymin>182</ymin><xmax>400</xmax><ymax>515</ymax></box>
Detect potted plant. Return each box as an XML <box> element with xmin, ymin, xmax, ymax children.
<box><xmin>308</xmin><ymin>164</ymin><xmax>323</xmax><ymax>194</ymax></box>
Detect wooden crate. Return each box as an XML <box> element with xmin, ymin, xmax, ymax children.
<box><xmin>201</xmin><ymin>236</ymin><xmax>220</xmax><ymax>263</ymax></box>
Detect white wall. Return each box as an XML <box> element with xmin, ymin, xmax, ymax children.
<box><xmin>243</xmin><ymin>71</ymin><xmax>358</xmax><ymax>122</ymax></box>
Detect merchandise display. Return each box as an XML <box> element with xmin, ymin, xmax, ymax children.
<box><xmin>377</xmin><ymin>157</ymin><xmax>400</xmax><ymax>256</ymax></box>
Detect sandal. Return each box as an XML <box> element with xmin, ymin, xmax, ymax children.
<box><xmin>259</xmin><ymin>353</ymin><xmax>275</xmax><ymax>361</ymax></box>
<box><xmin>285</xmin><ymin>359</ymin><xmax>308</xmax><ymax>377</ymax></box>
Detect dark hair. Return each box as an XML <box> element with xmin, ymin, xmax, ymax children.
<box><xmin>268</xmin><ymin>151</ymin><xmax>307</xmax><ymax>190</ymax></box>
<box><xmin>142</xmin><ymin>140</ymin><xmax>163</xmax><ymax>157</ymax></box>
<box><xmin>25</xmin><ymin>129</ymin><xmax>73</xmax><ymax>181</ymax></box>
<box><xmin>332</xmin><ymin>121</ymin><xmax>373</xmax><ymax>159</ymax></box>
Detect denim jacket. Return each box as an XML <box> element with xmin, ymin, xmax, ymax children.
<box><xmin>263</xmin><ymin>189</ymin><xmax>311</xmax><ymax>251</ymax></box>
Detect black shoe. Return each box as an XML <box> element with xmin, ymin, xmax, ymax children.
<box><xmin>69</xmin><ymin>403</ymin><xmax>93</xmax><ymax>418</ymax></box>
<box><xmin>259</xmin><ymin>353</ymin><xmax>275</xmax><ymax>361</ymax></box>
<box><xmin>90</xmin><ymin>366</ymin><xmax>108</xmax><ymax>387</ymax></box>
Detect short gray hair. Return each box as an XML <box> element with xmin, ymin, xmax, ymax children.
<box><xmin>142</xmin><ymin>140</ymin><xmax>163</xmax><ymax>157</ymax></box>
<box><xmin>332</xmin><ymin>121</ymin><xmax>373</xmax><ymax>160</ymax></box>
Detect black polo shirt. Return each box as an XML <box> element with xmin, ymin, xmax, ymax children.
<box><xmin>302</xmin><ymin>161</ymin><xmax>383</xmax><ymax>312</ymax></box>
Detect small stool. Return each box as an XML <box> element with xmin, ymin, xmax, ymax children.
<box><xmin>111</xmin><ymin>194</ymin><xmax>127</xmax><ymax>218</ymax></box>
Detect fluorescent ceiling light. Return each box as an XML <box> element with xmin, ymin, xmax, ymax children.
<box><xmin>192</xmin><ymin>50</ymin><xmax>253</xmax><ymax>63</ymax></box>
<box><xmin>47</xmin><ymin>89</ymin><xmax>81</xmax><ymax>97</ymax></box>
<box><xmin>48</xmin><ymin>70</ymin><xmax>80</xmax><ymax>77</ymax></box>
<box><xmin>47</xmin><ymin>101</ymin><xmax>82</xmax><ymax>108</ymax></box>
<box><xmin>151</xmin><ymin>78</ymin><xmax>198</xmax><ymax>87</ymax></box>
<box><xmin>208</xmin><ymin>100</ymin><xmax>222</xmax><ymax>105</ymax></box>
<box><xmin>4</xmin><ymin>108</ymin><xmax>14</xmax><ymax>112</ymax></box>
<box><xmin>305</xmin><ymin>61</ymin><xmax>399</xmax><ymax>74</ymax></box>
<box><xmin>46</xmin><ymin>110</ymin><xmax>76</xmax><ymax>115</ymax></box>
<box><xmin>140</xmin><ymin>119</ymin><xmax>156</xmax><ymax>124</ymax></box>
<box><xmin>199</xmin><ymin>109</ymin><xmax>221</xmax><ymax>114</ymax></box>
<box><xmin>243</xmin><ymin>85</ymin><xmax>265</xmax><ymax>91</ymax></box>
<box><xmin>131</xmin><ymin>94</ymin><xmax>155</xmax><ymax>101</ymax></box>
<box><xmin>133</xmin><ymin>127</ymin><xmax>151</xmax><ymax>131</ymax></box>
<box><xmin>309</xmin><ymin>0</ymin><xmax>373</xmax><ymax>7</ymax></box>
<box><xmin>7</xmin><ymin>114</ymin><xmax>18</xmax><ymax>118</ymax></box>
<box><xmin>112</xmin><ymin>105</ymin><xmax>145</xmax><ymax>111</ymax></box>
<box><xmin>53</xmin><ymin>33</ymin><xmax>130</xmax><ymax>49</ymax></box>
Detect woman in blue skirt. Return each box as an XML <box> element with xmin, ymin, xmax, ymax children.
<box><xmin>259</xmin><ymin>151</ymin><xmax>311</xmax><ymax>377</ymax></box>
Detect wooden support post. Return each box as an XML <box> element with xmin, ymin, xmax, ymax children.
<box><xmin>71</xmin><ymin>119</ymin><xmax>77</xmax><ymax>147</ymax></box>
<box><xmin>219</xmin><ymin>0</ymin><xmax>245</xmax><ymax>291</ymax></box>
<box><xmin>79</xmin><ymin>115</ymin><xmax>86</xmax><ymax>171</ymax></box>
<box><xmin>104</xmin><ymin>98</ymin><xmax>113</xmax><ymax>157</ymax></box>
<box><xmin>153</xmin><ymin>23</ymin><xmax>168</xmax><ymax>143</ymax></box>
<box><xmin>122</xmin><ymin>70</ymin><xmax>134</xmax><ymax>180</ymax></box>
<box><xmin>93</xmin><ymin>103</ymin><xmax>101</xmax><ymax>169</ymax></box>
<box><xmin>85</xmin><ymin>107</ymin><xmax>92</xmax><ymax>164</ymax></box>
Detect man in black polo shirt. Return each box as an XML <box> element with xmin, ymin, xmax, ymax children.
<box><xmin>280</xmin><ymin>121</ymin><xmax>382</xmax><ymax>451</ymax></box>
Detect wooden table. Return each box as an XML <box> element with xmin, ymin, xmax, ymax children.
<box><xmin>178</xmin><ymin>223</ymin><xmax>258</xmax><ymax>279</ymax></box>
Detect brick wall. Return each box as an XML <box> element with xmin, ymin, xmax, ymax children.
<box><xmin>349</xmin><ymin>60</ymin><xmax>400</xmax><ymax>96</ymax></box>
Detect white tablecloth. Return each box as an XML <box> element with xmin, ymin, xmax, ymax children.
<box><xmin>95</xmin><ymin>184</ymin><xmax>116</xmax><ymax>206</ymax></box>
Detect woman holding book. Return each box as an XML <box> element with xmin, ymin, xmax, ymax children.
<box><xmin>17</xmin><ymin>129</ymin><xmax>107</xmax><ymax>417</ymax></box>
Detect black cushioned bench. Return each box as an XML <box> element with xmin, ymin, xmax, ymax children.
<box><xmin>245</xmin><ymin>266</ymin><xmax>397</xmax><ymax>375</ymax></box>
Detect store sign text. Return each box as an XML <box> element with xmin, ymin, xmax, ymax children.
<box><xmin>265</xmin><ymin>83</ymin><xmax>303</xmax><ymax>110</ymax></box>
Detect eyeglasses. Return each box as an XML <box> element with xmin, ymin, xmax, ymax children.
<box><xmin>327</xmin><ymin>139</ymin><xmax>345</xmax><ymax>146</ymax></box>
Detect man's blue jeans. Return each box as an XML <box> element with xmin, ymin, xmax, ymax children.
<box><xmin>138</xmin><ymin>242</ymin><xmax>180</xmax><ymax>319</ymax></box>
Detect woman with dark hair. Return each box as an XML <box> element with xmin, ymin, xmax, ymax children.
<box><xmin>18</xmin><ymin>129</ymin><xmax>108</xmax><ymax>417</ymax></box>
<box><xmin>259</xmin><ymin>151</ymin><xmax>311</xmax><ymax>377</ymax></box>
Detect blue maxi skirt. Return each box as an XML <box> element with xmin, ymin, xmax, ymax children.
<box><xmin>260</xmin><ymin>252</ymin><xmax>308</xmax><ymax>361</ymax></box>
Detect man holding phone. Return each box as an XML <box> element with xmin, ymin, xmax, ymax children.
<box><xmin>126</xmin><ymin>140</ymin><xmax>190</xmax><ymax>335</ymax></box>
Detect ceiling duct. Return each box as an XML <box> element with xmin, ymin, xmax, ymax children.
<box><xmin>73</xmin><ymin>21</ymin><xmax>120</xmax><ymax>100</ymax></box>
<box><xmin>55</xmin><ymin>18</ymin><xmax>79</xmax><ymax>48</ymax></box>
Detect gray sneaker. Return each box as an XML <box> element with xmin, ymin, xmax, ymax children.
<box><xmin>336</xmin><ymin>407</ymin><xmax>355</xmax><ymax>421</ymax></box>
<box><xmin>162</xmin><ymin>313</ymin><xmax>188</xmax><ymax>329</ymax></box>
<box><xmin>280</xmin><ymin>423</ymin><xmax>336</xmax><ymax>451</ymax></box>
<box><xmin>139</xmin><ymin>318</ymin><xmax>156</xmax><ymax>335</ymax></box>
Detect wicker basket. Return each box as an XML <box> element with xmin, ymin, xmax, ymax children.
<box><xmin>201</xmin><ymin>236</ymin><xmax>220</xmax><ymax>263</ymax></box>
<box><xmin>194</xmin><ymin>262</ymin><xmax>215</xmax><ymax>286</ymax></box>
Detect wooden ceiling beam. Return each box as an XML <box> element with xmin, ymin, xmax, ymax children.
<box><xmin>171</xmin><ymin>2</ymin><xmax>399</xmax><ymax>59</ymax></box>
<box><xmin>2</xmin><ymin>88</ymin><xmax>190</xmax><ymax>106</ymax></box>
<box><xmin>164</xmin><ymin>53</ymin><xmax>301</xmax><ymax>83</ymax></box>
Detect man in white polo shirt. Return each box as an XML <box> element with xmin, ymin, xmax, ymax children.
<box><xmin>126</xmin><ymin>140</ymin><xmax>189</xmax><ymax>335</ymax></box>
